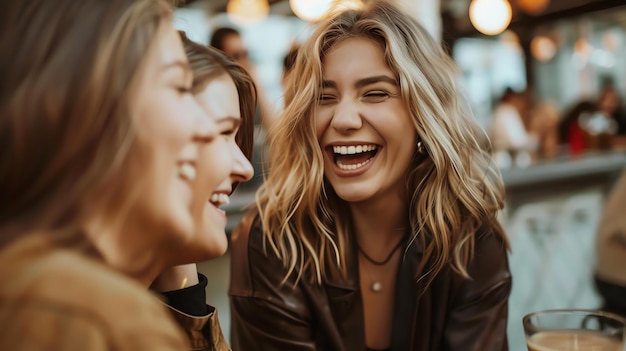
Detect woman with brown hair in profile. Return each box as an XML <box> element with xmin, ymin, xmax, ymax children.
<box><xmin>151</xmin><ymin>32</ymin><xmax>259</xmax><ymax>350</ymax></box>
<box><xmin>0</xmin><ymin>0</ymin><xmax>225</xmax><ymax>349</ymax></box>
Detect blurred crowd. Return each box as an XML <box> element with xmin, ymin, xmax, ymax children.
<box><xmin>490</xmin><ymin>78</ymin><xmax>626</xmax><ymax>168</ymax></box>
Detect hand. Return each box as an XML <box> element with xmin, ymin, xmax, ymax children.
<box><xmin>151</xmin><ymin>264</ymin><xmax>199</xmax><ymax>292</ymax></box>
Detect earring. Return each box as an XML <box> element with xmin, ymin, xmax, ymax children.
<box><xmin>417</xmin><ymin>140</ymin><xmax>425</xmax><ymax>155</ymax></box>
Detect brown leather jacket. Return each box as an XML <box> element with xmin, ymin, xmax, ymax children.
<box><xmin>229</xmin><ymin>214</ymin><xmax>511</xmax><ymax>351</ymax></box>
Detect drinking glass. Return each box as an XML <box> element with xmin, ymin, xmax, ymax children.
<box><xmin>523</xmin><ymin>309</ymin><xmax>626</xmax><ymax>351</ymax></box>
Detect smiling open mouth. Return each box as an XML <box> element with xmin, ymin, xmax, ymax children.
<box><xmin>332</xmin><ymin>144</ymin><xmax>379</xmax><ymax>170</ymax></box>
<box><xmin>209</xmin><ymin>193</ymin><xmax>230</xmax><ymax>208</ymax></box>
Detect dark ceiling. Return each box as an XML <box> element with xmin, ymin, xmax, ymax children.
<box><xmin>180</xmin><ymin>0</ymin><xmax>626</xmax><ymax>37</ymax></box>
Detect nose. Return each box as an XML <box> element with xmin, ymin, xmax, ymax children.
<box><xmin>330</xmin><ymin>98</ymin><xmax>362</xmax><ymax>133</ymax></box>
<box><xmin>231</xmin><ymin>145</ymin><xmax>254</xmax><ymax>183</ymax></box>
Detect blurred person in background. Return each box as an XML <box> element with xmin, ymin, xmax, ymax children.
<box><xmin>281</xmin><ymin>43</ymin><xmax>300</xmax><ymax>93</ymax></box>
<box><xmin>151</xmin><ymin>32</ymin><xmax>257</xmax><ymax>351</ymax></box>
<box><xmin>490</xmin><ymin>87</ymin><xmax>537</xmax><ymax>167</ymax></box>
<box><xmin>558</xmin><ymin>100</ymin><xmax>597</xmax><ymax>155</ymax></box>
<box><xmin>597</xmin><ymin>78</ymin><xmax>626</xmax><ymax>137</ymax></box>
<box><xmin>525</xmin><ymin>91</ymin><xmax>561</xmax><ymax>160</ymax></box>
<box><xmin>210</xmin><ymin>26</ymin><xmax>278</xmax><ymax>129</ymax></box>
<box><xmin>0</xmin><ymin>0</ymin><xmax>220</xmax><ymax>349</ymax></box>
<box><xmin>229</xmin><ymin>1</ymin><xmax>511</xmax><ymax>350</ymax></box>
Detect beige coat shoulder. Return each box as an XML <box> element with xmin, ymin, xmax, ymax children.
<box><xmin>596</xmin><ymin>171</ymin><xmax>626</xmax><ymax>285</ymax></box>
<box><xmin>0</xmin><ymin>234</ymin><xmax>189</xmax><ymax>350</ymax></box>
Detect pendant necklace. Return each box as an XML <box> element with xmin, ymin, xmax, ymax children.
<box><xmin>357</xmin><ymin>236</ymin><xmax>405</xmax><ymax>293</ymax></box>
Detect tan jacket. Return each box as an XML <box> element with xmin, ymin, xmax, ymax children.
<box><xmin>166</xmin><ymin>304</ymin><xmax>230</xmax><ymax>351</ymax></box>
<box><xmin>0</xmin><ymin>234</ymin><xmax>229</xmax><ymax>351</ymax></box>
<box><xmin>596</xmin><ymin>171</ymin><xmax>626</xmax><ymax>286</ymax></box>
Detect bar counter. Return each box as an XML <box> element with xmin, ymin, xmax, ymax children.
<box><xmin>502</xmin><ymin>149</ymin><xmax>626</xmax><ymax>211</ymax></box>
<box><xmin>502</xmin><ymin>149</ymin><xmax>626</xmax><ymax>350</ymax></box>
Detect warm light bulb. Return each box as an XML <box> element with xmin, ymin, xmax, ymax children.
<box><xmin>289</xmin><ymin>0</ymin><xmax>362</xmax><ymax>23</ymax></box>
<box><xmin>515</xmin><ymin>0</ymin><xmax>549</xmax><ymax>15</ymax></box>
<box><xmin>227</xmin><ymin>0</ymin><xmax>269</xmax><ymax>26</ymax></box>
<box><xmin>530</xmin><ymin>35</ymin><xmax>557</xmax><ymax>62</ymax></box>
<box><xmin>469</xmin><ymin>0</ymin><xmax>512</xmax><ymax>36</ymax></box>
<box><xmin>289</xmin><ymin>0</ymin><xmax>333</xmax><ymax>22</ymax></box>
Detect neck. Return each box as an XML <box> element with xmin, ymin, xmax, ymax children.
<box><xmin>84</xmin><ymin>214</ymin><xmax>166</xmax><ymax>287</ymax></box>
<box><xmin>350</xmin><ymin>195</ymin><xmax>408</xmax><ymax>253</ymax></box>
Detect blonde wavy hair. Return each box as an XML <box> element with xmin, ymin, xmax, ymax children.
<box><xmin>257</xmin><ymin>0</ymin><xmax>507</xmax><ymax>286</ymax></box>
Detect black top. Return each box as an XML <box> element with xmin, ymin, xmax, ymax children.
<box><xmin>161</xmin><ymin>273</ymin><xmax>209</xmax><ymax>317</ymax></box>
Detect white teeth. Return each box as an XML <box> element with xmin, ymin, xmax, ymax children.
<box><xmin>178</xmin><ymin>163</ymin><xmax>196</xmax><ymax>182</ymax></box>
<box><xmin>209</xmin><ymin>193</ymin><xmax>230</xmax><ymax>206</ymax></box>
<box><xmin>332</xmin><ymin>144</ymin><xmax>377</xmax><ymax>155</ymax></box>
<box><xmin>336</xmin><ymin>158</ymin><xmax>372</xmax><ymax>170</ymax></box>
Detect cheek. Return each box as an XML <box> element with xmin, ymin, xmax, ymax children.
<box><xmin>197</xmin><ymin>145</ymin><xmax>227</xmax><ymax>187</ymax></box>
<box><xmin>142</xmin><ymin>99</ymin><xmax>192</xmax><ymax>151</ymax></box>
<box><xmin>315</xmin><ymin>109</ymin><xmax>333</xmax><ymax>140</ymax></box>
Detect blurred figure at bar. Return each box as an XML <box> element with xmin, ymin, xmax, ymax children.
<box><xmin>558</xmin><ymin>100</ymin><xmax>597</xmax><ymax>156</ymax></box>
<box><xmin>526</xmin><ymin>92</ymin><xmax>561</xmax><ymax>160</ymax></box>
<box><xmin>0</xmin><ymin>0</ymin><xmax>218</xmax><ymax>349</ymax></box>
<box><xmin>210</xmin><ymin>26</ymin><xmax>277</xmax><ymax>129</ymax></box>
<box><xmin>581</xmin><ymin>78</ymin><xmax>625</xmax><ymax>150</ymax></box>
<box><xmin>594</xmin><ymin>171</ymin><xmax>626</xmax><ymax>318</ymax></box>
<box><xmin>490</xmin><ymin>87</ymin><xmax>537</xmax><ymax>167</ymax></box>
<box><xmin>281</xmin><ymin>43</ymin><xmax>299</xmax><ymax>95</ymax></box>
<box><xmin>597</xmin><ymin>78</ymin><xmax>626</xmax><ymax>137</ymax></box>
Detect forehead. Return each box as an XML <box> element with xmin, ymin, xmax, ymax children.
<box><xmin>195</xmin><ymin>74</ymin><xmax>240</xmax><ymax>116</ymax></box>
<box><xmin>322</xmin><ymin>37</ymin><xmax>391</xmax><ymax>78</ymax></box>
<box><xmin>151</xmin><ymin>21</ymin><xmax>188</xmax><ymax>66</ymax></box>
<box><xmin>222</xmin><ymin>33</ymin><xmax>245</xmax><ymax>48</ymax></box>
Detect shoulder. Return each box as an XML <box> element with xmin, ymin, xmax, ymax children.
<box><xmin>229</xmin><ymin>211</ymin><xmax>309</xmax><ymax>305</ymax></box>
<box><xmin>166</xmin><ymin>304</ymin><xmax>230</xmax><ymax>351</ymax></box>
<box><xmin>455</xmin><ymin>224</ymin><xmax>511</xmax><ymax>298</ymax></box>
<box><xmin>230</xmin><ymin>210</ymin><xmax>288</xmax><ymax>286</ymax></box>
<box><xmin>471</xmin><ymin>224</ymin><xmax>510</xmax><ymax>278</ymax></box>
<box><xmin>0</xmin><ymin>235</ymin><xmax>187</xmax><ymax>349</ymax></box>
<box><xmin>230</xmin><ymin>210</ymin><xmax>270</xmax><ymax>255</ymax></box>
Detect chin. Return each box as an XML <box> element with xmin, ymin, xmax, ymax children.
<box><xmin>332</xmin><ymin>185</ymin><xmax>374</xmax><ymax>203</ymax></box>
<box><xmin>200</xmin><ymin>229</ymin><xmax>229</xmax><ymax>259</ymax></box>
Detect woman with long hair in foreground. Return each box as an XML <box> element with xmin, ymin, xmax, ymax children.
<box><xmin>0</xmin><ymin>0</ymin><xmax>234</xmax><ymax>349</ymax></box>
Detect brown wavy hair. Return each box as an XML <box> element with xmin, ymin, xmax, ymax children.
<box><xmin>0</xmin><ymin>0</ymin><xmax>174</xmax><ymax>245</ymax></box>
<box><xmin>179</xmin><ymin>31</ymin><xmax>257</xmax><ymax>171</ymax></box>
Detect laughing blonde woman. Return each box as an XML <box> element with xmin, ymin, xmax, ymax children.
<box><xmin>229</xmin><ymin>1</ymin><xmax>511</xmax><ymax>350</ymax></box>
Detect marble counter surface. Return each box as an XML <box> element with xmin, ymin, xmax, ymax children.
<box><xmin>501</xmin><ymin>150</ymin><xmax>626</xmax><ymax>350</ymax></box>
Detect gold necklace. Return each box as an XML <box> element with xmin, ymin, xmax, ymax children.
<box><xmin>361</xmin><ymin>264</ymin><xmax>383</xmax><ymax>293</ymax></box>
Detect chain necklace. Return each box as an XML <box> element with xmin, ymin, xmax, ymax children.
<box><xmin>357</xmin><ymin>236</ymin><xmax>405</xmax><ymax>293</ymax></box>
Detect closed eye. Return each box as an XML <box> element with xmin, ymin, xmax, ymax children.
<box><xmin>176</xmin><ymin>85</ymin><xmax>192</xmax><ymax>95</ymax></box>
<box><xmin>319</xmin><ymin>94</ymin><xmax>337</xmax><ymax>105</ymax></box>
<box><xmin>221</xmin><ymin>127</ymin><xmax>238</xmax><ymax>137</ymax></box>
<box><xmin>363</xmin><ymin>91</ymin><xmax>390</xmax><ymax>102</ymax></box>
<box><xmin>217</xmin><ymin>117</ymin><xmax>241</xmax><ymax>138</ymax></box>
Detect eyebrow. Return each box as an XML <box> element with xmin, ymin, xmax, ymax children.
<box><xmin>322</xmin><ymin>75</ymin><xmax>398</xmax><ymax>89</ymax></box>
<box><xmin>216</xmin><ymin>116</ymin><xmax>242</xmax><ymax>128</ymax></box>
<box><xmin>162</xmin><ymin>60</ymin><xmax>192</xmax><ymax>76</ymax></box>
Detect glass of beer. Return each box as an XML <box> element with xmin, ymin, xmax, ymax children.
<box><xmin>523</xmin><ymin>309</ymin><xmax>626</xmax><ymax>351</ymax></box>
